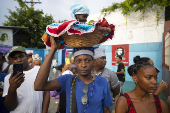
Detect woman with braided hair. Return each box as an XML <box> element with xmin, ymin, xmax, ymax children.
<box><xmin>133</xmin><ymin>55</ymin><xmax>168</xmax><ymax>96</ymax></box>
<box><xmin>115</xmin><ymin>61</ymin><xmax>169</xmax><ymax>113</ymax></box>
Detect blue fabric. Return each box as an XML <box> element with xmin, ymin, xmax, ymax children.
<box><xmin>46</xmin><ymin>32</ymin><xmax>65</xmax><ymax>44</ymax></box>
<box><xmin>0</xmin><ymin>72</ymin><xmax>9</xmax><ymax>113</ymax></box>
<box><xmin>73</xmin><ymin>47</ymin><xmax>94</xmax><ymax>54</ymax></box>
<box><xmin>56</xmin><ymin>74</ymin><xmax>112</xmax><ymax>113</ymax></box>
<box><xmin>46</xmin><ymin>23</ymin><xmax>65</xmax><ymax>44</ymax></box>
<box><xmin>71</xmin><ymin>24</ymin><xmax>94</xmax><ymax>31</ymax></box>
<box><xmin>70</xmin><ymin>3</ymin><xmax>89</xmax><ymax>19</ymax></box>
<box><xmin>73</xmin><ymin>47</ymin><xmax>94</xmax><ymax>58</ymax></box>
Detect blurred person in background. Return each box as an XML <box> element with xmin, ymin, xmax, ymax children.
<box><xmin>52</xmin><ymin>59</ymin><xmax>58</xmax><ymax>77</ymax></box>
<box><xmin>0</xmin><ymin>72</ymin><xmax>9</xmax><ymax>113</ymax></box>
<box><xmin>2</xmin><ymin>53</ymin><xmax>13</xmax><ymax>74</ymax></box>
<box><xmin>32</xmin><ymin>54</ymin><xmax>42</xmax><ymax>66</ymax></box>
<box><xmin>115</xmin><ymin>55</ymin><xmax>125</xmax><ymax>96</ymax></box>
<box><xmin>93</xmin><ymin>48</ymin><xmax>120</xmax><ymax>112</ymax></box>
<box><xmin>27</xmin><ymin>52</ymin><xmax>33</xmax><ymax>65</ymax></box>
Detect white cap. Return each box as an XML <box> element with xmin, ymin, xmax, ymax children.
<box><xmin>94</xmin><ymin>48</ymin><xmax>106</xmax><ymax>59</ymax></box>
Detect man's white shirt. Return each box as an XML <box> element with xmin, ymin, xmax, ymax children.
<box><xmin>3</xmin><ymin>66</ymin><xmax>43</xmax><ymax>113</ymax></box>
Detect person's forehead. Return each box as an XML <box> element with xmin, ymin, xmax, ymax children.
<box><xmin>98</xmin><ymin>56</ymin><xmax>106</xmax><ymax>59</ymax></box>
<box><xmin>35</xmin><ymin>61</ymin><xmax>41</xmax><ymax>64</ymax></box>
<box><xmin>80</xmin><ymin>14</ymin><xmax>88</xmax><ymax>16</ymax></box>
<box><xmin>139</xmin><ymin>66</ymin><xmax>157</xmax><ymax>74</ymax></box>
<box><xmin>11</xmin><ymin>52</ymin><xmax>25</xmax><ymax>57</ymax></box>
<box><xmin>75</xmin><ymin>55</ymin><xmax>92</xmax><ymax>59</ymax></box>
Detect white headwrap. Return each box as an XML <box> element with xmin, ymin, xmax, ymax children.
<box><xmin>73</xmin><ymin>47</ymin><xmax>94</xmax><ymax>58</ymax></box>
<box><xmin>70</xmin><ymin>3</ymin><xmax>89</xmax><ymax>19</ymax></box>
<box><xmin>32</xmin><ymin>54</ymin><xmax>42</xmax><ymax>61</ymax></box>
<box><xmin>94</xmin><ymin>48</ymin><xmax>106</xmax><ymax>59</ymax></box>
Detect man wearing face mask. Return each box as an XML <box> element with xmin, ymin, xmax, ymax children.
<box><xmin>34</xmin><ymin>36</ymin><xmax>113</xmax><ymax>113</ymax></box>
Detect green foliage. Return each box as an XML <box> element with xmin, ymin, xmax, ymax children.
<box><xmin>117</xmin><ymin>0</ymin><xmax>170</xmax><ymax>14</ymax></box>
<box><xmin>87</xmin><ymin>20</ymin><xmax>95</xmax><ymax>25</ymax></box>
<box><xmin>101</xmin><ymin>3</ymin><xmax>119</xmax><ymax>16</ymax></box>
<box><xmin>101</xmin><ymin>0</ymin><xmax>170</xmax><ymax>25</ymax></box>
<box><xmin>57</xmin><ymin>19</ymin><xmax>68</xmax><ymax>23</ymax></box>
<box><xmin>3</xmin><ymin>0</ymin><xmax>54</xmax><ymax>48</ymax></box>
<box><xmin>0</xmin><ymin>33</ymin><xmax>8</xmax><ymax>42</ymax></box>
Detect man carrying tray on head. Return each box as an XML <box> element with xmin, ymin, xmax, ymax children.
<box><xmin>34</xmin><ymin>36</ymin><xmax>113</xmax><ymax>113</ymax></box>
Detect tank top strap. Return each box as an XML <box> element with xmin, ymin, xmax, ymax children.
<box><xmin>123</xmin><ymin>93</ymin><xmax>136</xmax><ymax>113</ymax></box>
<box><xmin>152</xmin><ymin>94</ymin><xmax>162</xmax><ymax>113</ymax></box>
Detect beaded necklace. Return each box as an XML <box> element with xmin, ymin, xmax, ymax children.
<box><xmin>69</xmin><ymin>75</ymin><xmax>95</xmax><ymax>113</ymax></box>
<box><xmin>70</xmin><ymin>75</ymin><xmax>77</xmax><ymax>113</ymax></box>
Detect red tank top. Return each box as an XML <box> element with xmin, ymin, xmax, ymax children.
<box><xmin>123</xmin><ymin>93</ymin><xmax>162</xmax><ymax>113</ymax></box>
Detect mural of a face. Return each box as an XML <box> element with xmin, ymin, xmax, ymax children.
<box><xmin>116</xmin><ymin>47</ymin><xmax>125</xmax><ymax>57</ymax></box>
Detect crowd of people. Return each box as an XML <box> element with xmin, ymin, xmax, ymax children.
<box><xmin>0</xmin><ymin>43</ymin><xmax>170</xmax><ymax>113</ymax></box>
<box><xmin>0</xmin><ymin>2</ymin><xmax>170</xmax><ymax>113</ymax></box>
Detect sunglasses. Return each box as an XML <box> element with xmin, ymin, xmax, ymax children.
<box><xmin>33</xmin><ymin>57</ymin><xmax>42</xmax><ymax>60</ymax></box>
<box><xmin>81</xmin><ymin>84</ymin><xmax>88</xmax><ymax>105</ymax></box>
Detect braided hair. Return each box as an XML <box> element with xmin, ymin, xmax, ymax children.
<box><xmin>133</xmin><ymin>55</ymin><xmax>150</xmax><ymax>64</ymax></box>
<box><xmin>128</xmin><ymin>61</ymin><xmax>155</xmax><ymax>76</ymax></box>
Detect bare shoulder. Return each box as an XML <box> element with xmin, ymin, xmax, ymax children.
<box><xmin>160</xmin><ymin>99</ymin><xmax>170</xmax><ymax>113</ymax></box>
<box><xmin>115</xmin><ymin>96</ymin><xmax>128</xmax><ymax>113</ymax></box>
<box><xmin>116</xmin><ymin>96</ymin><xmax>128</xmax><ymax>105</ymax></box>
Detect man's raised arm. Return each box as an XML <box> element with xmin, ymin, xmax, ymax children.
<box><xmin>34</xmin><ymin>36</ymin><xmax>61</xmax><ymax>91</ymax></box>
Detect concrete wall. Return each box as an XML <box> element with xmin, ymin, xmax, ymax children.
<box><xmin>0</xmin><ymin>28</ymin><xmax>13</xmax><ymax>45</ymax></box>
<box><xmin>99</xmin><ymin>42</ymin><xmax>163</xmax><ymax>82</ymax></box>
<box><xmin>86</xmin><ymin>6</ymin><xmax>165</xmax><ymax>83</ymax></box>
<box><xmin>88</xmin><ymin>6</ymin><xmax>164</xmax><ymax>45</ymax></box>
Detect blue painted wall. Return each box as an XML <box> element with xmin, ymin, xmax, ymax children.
<box><xmin>57</xmin><ymin>50</ymin><xmax>63</xmax><ymax>66</ymax></box>
<box><xmin>25</xmin><ymin>48</ymin><xmax>45</xmax><ymax>63</ymax></box>
<box><xmin>41</xmin><ymin>42</ymin><xmax>163</xmax><ymax>82</ymax></box>
<box><xmin>25</xmin><ymin>48</ymin><xmax>59</xmax><ymax>68</ymax></box>
<box><xmin>100</xmin><ymin>42</ymin><xmax>163</xmax><ymax>82</ymax></box>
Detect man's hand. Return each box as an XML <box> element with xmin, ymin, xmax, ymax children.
<box><xmin>9</xmin><ymin>72</ymin><xmax>25</xmax><ymax>90</ymax></box>
<box><xmin>8</xmin><ymin>57</ymin><xmax>13</xmax><ymax>65</ymax></box>
<box><xmin>155</xmin><ymin>80</ymin><xmax>168</xmax><ymax>96</ymax></box>
<box><xmin>28</xmin><ymin>58</ymin><xmax>33</xmax><ymax>64</ymax></box>
<box><xmin>4</xmin><ymin>72</ymin><xmax>25</xmax><ymax>111</ymax></box>
<box><xmin>158</xmin><ymin>80</ymin><xmax>168</xmax><ymax>91</ymax></box>
<box><xmin>50</xmin><ymin>36</ymin><xmax>61</xmax><ymax>51</ymax></box>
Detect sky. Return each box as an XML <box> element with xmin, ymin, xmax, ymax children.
<box><xmin>0</xmin><ymin>0</ymin><xmax>125</xmax><ymax>26</ymax></box>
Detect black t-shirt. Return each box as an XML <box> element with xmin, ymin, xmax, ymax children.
<box><xmin>117</xmin><ymin>62</ymin><xmax>125</xmax><ymax>82</ymax></box>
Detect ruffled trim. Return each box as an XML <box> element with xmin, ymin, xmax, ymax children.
<box><xmin>67</xmin><ymin>26</ymin><xmax>95</xmax><ymax>35</ymax></box>
<box><xmin>46</xmin><ymin>20</ymin><xmax>77</xmax><ymax>37</ymax></box>
<box><xmin>43</xmin><ymin>18</ymin><xmax>115</xmax><ymax>49</ymax></box>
